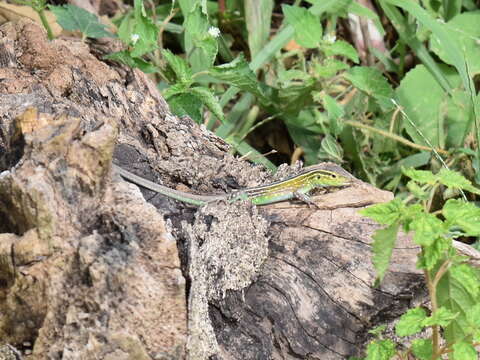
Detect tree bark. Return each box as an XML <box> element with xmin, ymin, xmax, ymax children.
<box><xmin>0</xmin><ymin>19</ymin><xmax>427</xmax><ymax>360</ymax></box>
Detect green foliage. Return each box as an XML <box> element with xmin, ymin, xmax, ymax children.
<box><xmin>395</xmin><ymin>307</ymin><xmax>427</xmax><ymax>336</ymax></box>
<box><xmin>282</xmin><ymin>4</ymin><xmax>322</xmax><ymax>48</ymax></box>
<box><xmin>359</xmin><ymin>168</ymin><xmax>480</xmax><ymax>359</ymax></box>
<box><xmin>105</xmin><ymin>0</ymin><xmax>159</xmax><ymax>71</ymax></box>
<box><xmin>365</xmin><ymin>339</ymin><xmax>396</xmax><ymax>360</ymax></box>
<box><xmin>49</xmin><ymin>4</ymin><xmax>114</xmax><ymax>40</ymax></box>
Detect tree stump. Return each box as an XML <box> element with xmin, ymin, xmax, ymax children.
<box><xmin>0</xmin><ymin>19</ymin><xmax>426</xmax><ymax>359</ymax></box>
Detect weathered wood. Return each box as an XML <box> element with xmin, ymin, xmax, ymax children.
<box><xmin>0</xmin><ymin>19</ymin><xmax>429</xmax><ymax>360</ymax></box>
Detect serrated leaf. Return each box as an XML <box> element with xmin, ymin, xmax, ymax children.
<box><xmin>189</xmin><ymin>86</ymin><xmax>225</xmax><ymax>123</ymax></box>
<box><xmin>411</xmin><ymin>339</ymin><xmax>433</xmax><ymax>360</ymax></box>
<box><xmin>282</xmin><ymin>4</ymin><xmax>322</xmax><ymax>48</ymax></box>
<box><xmin>443</xmin><ymin>199</ymin><xmax>480</xmax><ymax>236</ymax></box>
<box><xmin>345</xmin><ymin>66</ymin><xmax>394</xmax><ymax>111</ymax></box>
<box><xmin>422</xmin><ymin>307</ymin><xmax>457</xmax><ymax>327</ymax></box>
<box><xmin>450</xmin><ymin>264</ymin><xmax>480</xmax><ymax>298</ymax></box>
<box><xmin>452</xmin><ymin>341</ymin><xmax>477</xmax><ymax>360</ymax></box>
<box><xmin>49</xmin><ymin>4</ymin><xmax>114</xmax><ymax>39</ymax></box>
<box><xmin>395</xmin><ymin>307</ymin><xmax>427</xmax><ymax>336</ymax></box>
<box><xmin>209</xmin><ymin>56</ymin><xmax>267</xmax><ymax>102</ymax></box>
<box><xmin>409</xmin><ymin>213</ymin><xmax>444</xmax><ymax>246</ymax></box>
<box><xmin>365</xmin><ymin>339</ymin><xmax>396</xmax><ymax>360</ymax></box>
<box><xmin>417</xmin><ymin>236</ymin><xmax>450</xmax><ymax>270</ymax></box>
<box><xmin>168</xmin><ymin>93</ymin><xmax>203</xmax><ymax>123</ymax></box>
<box><xmin>402</xmin><ymin>168</ymin><xmax>438</xmax><ymax>185</ymax></box>
<box><xmin>162</xmin><ymin>49</ymin><xmax>193</xmax><ymax>86</ymax></box>
<box><xmin>358</xmin><ymin>199</ymin><xmax>404</xmax><ymax>226</ymax></box>
<box><xmin>372</xmin><ymin>223</ymin><xmax>399</xmax><ymax>283</ymax></box>
<box><xmin>324</xmin><ymin>40</ymin><xmax>359</xmax><ymax>63</ymax></box>
<box><xmin>438</xmin><ymin>168</ymin><xmax>480</xmax><ymax>195</ymax></box>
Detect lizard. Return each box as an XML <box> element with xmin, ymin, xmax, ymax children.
<box><xmin>112</xmin><ymin>163</ymin><xmax>354</xmax><ymax>206</ymax></box>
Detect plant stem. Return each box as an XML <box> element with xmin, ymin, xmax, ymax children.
<box><xmin>37</xmin><ymin>7</ymin><xmax>54</xmax><ymax>40</ymax></box>
<box><xmin>424</xmin><ymin>268</ymin><xmax>441</xmax><ymax>359</ymax></box>
<box><xmin>344</xmin><ymin>120</ymin><xmax>449</xmax><ymax>155</ymax></box>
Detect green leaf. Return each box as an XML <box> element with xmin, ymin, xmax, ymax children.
<box><xmin>466</xmin><ymin>303</ymin><xmax>480</xmax><ymax>341</ymax></box>
<box><xmin>345</xmin><ymin>67</ymin><xmax>394</xmax><ymax>111</ymax></box>
<box><xmin>129</xmin><ymin>0</ymin><xmax>158</xmax><ymax>57</ymax></box>
<box><xmin>49</xmin><ymin>4</ymin><xmax>114</xmax><ymax>39</ymax></box>
<box><xmin>314</xmin><ymin>59</ymin><xmax>349</xmax><ymax>78</ymax></box>
<box><xmin>372</xmin><ymin>224</ymin><xmax>399</xmax><ymax>283</ymax></box>
<box><xmin>450</xmin><ymin>264</ymin><xmax>480</xmax><ymax>298</ymax></box>
<box><xmin>409</xmin><ymin>213</ymin><xmax>444</xmax><ymax>246</ymax></box>
<box><xmin>322</xmin><ymin>95</ymin><xmax>344</xmax><ymax>136</ymax></box>
<box><xmin>168</xmin><ymin>93</ymin><xmax>203</xmax><ymax>123</ymax></box>
<box><xmin>437</xmin><ymin>267</ymin><xmax>479</xmax><ymax>344</ymax></box>
<box><xmin>209</xmin><ymin>56</ymin><xmax>268</xmax><ymax>103</ymax></box>
<box><xmin>402</xmin><ymin>168</ymin><xmax>438</xmax><ymax>185</ymax></box>
<box><xmin>308</xmin><ymin>0</ymin><xmax>352</xmax><ymax>15</ymax></box>
<box><xmin>365</xmin><ymin>339</ymin><xmax>396</xmax><ymax>360</ymax></box>
<box><xmin>467</xmin><ymin>303</ymin><xmax>480</xmax><ymax>327</ymax></box>
<box><xmin>104</xmin><ymin>51</ymin><xmax>158</xmax><ymax>73</ymax></box>
<box><xmin>282</xmin><ymin>4</ymin><xmax>322</xmax><ymax>48</ymax></box>
<box><xmin>418</xmin><ymin>236</ymin><xmax>450</xmax><ymax>270</ymax></box>
<box><xmin>194</xmin><ymin>34</ymin><xmax>218</xmax><ymax>68</ymax></box>
<box><xmin>162</xmin><ymin>49</ymin><xmax>193</xmax><ymax>86</ymax></box>
<box><xmin>438</xmin><ymin>169</ymin><xmax>480</xmax><ymax>195</ymax></box>
<box><xmin>395</xmin><ymin>65</ymin><xmax>448</xmax><ymax>148</ymax></box>
<box><xmin>368</xmin><ymin>325</ymin><xmax>387</xmax><ymax>337</ymax></box>
<box><xmin>183</xmin><ymin>3</ymin><xmax>211</xmax><ymax>72</ymax></box>
<box><xmin>406</xmin><ymin>181</ymin><xmax>429</xmax><ymax>200</ymax></box>
<box><xmin>422</xmin><ymin>307</ymin><xmax>457</xmax><ymax>327</ymax></box>
<box><xmin>319</xmin><ymin>134</ymin><xmax>343</xmax><ymax>162</ymax></box>
<box><xmin>443</xmin><ymin>199</ymin><xmax>480</xmax><ymax>236</ymax></box>
<box><xmin>411</xmin><ymin>339</ymin><xmax>433</xmax><ymax>360</ymax></box>
<box><xmin>323</xmin><ymin>40</ymin><xmax>359</xmax><ymax>63</ymax></box>
<box><xmin>163</xmin><ymin>83</ymin><xmax>188</xmax><ymax>99</ymax></box>
<box><xmin>395</xmin><ymin>307</ymin><xmax>427</xmax><ymax>336</ymax></box>
<box><xmin>452</xmin><ymin>341</ymin><xmax>478</xmax><ymax>360</ymax></box>
<box><xmin>384</xmin><ymin>0</ymin><xmax>475</xmax><ymax>151</ymax></box>
<box><xmin>189</xmin><ymin>86</ymin><xmax>225</xmax><ymax>123</ymax></box>
<box><xmin>358</xmin><ymin>199</ymin><xmax>404</xmax><ymax>226</ymax></box>
<box><xmin>245</xmin><ymin>0</ymin><xmax>273</xmax><ymax>58</ymax></box>
<box><xmin>430</xmin><ymin>11</ymin><xmax>480</xmax><ymax>76</ymax></box>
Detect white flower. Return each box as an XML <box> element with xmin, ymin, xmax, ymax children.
<box><xmin>324</xmin><ymin>34</ymin><xmax>336</xmax><ymax>44</ymax></box>
<box><xmin>208</xmin><ymin>26</ymin><xmax>221</xmax><ymax>38</ymax></box>
<box><xmin>131</xmin><ymin>33</ymin><xmax>140</xmax><ymax>45</ymax></box>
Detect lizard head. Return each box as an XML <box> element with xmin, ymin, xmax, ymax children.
<box><xmin>309</xmin><ymin>169</ymin><xmax>353</xmax><ymax>187</ymax></box>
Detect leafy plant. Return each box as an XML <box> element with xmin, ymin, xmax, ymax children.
<box><xmin>11</xmin><ymin>0</ymin><xmax>54</xmax><ymax>39</ymax></box>
<box><xmin>357</xmin><ymin>168</ymin><xmax>480</xmax><ymax>359</ymax></box>
<box><xmin>49</xmin><ymin>4</ymin><xmax>114</xmax><ymax>41</ymax></box>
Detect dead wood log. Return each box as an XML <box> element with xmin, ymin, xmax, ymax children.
<box><xmin>0</xmin><ymin>19</ymin><xmax>427</xmax><ymax>360</ymax></box>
